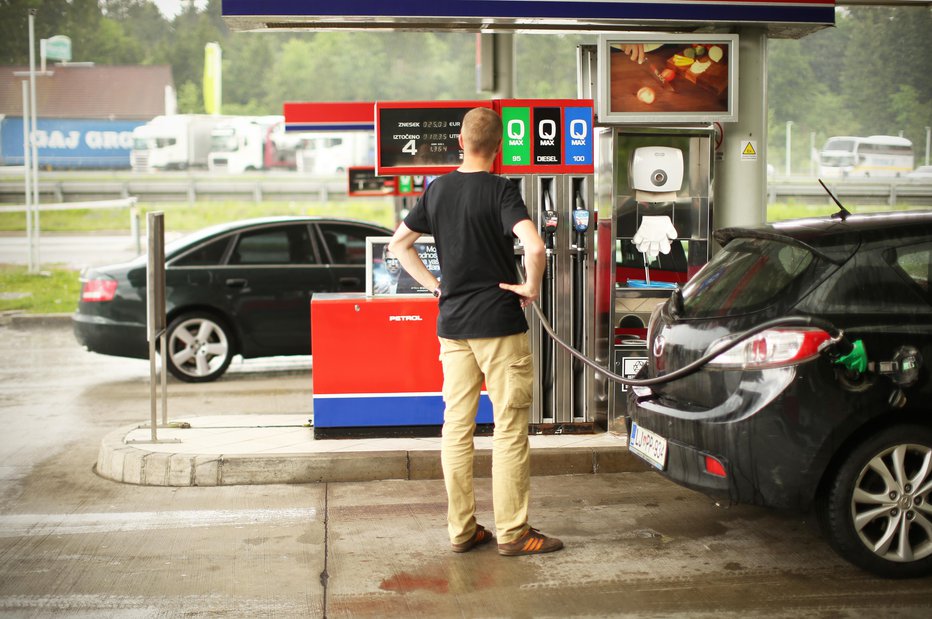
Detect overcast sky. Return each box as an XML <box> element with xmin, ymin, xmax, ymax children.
<box><xmin>151</xmin><ymin>0</ymin><xmax>208</xmax><ymax>19</ymax></box>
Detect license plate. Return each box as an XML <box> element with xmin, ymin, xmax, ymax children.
<box><xmin>629</xmin><ymin>422</ymin><xmax>668</xmax><ymax>470</ymax></box>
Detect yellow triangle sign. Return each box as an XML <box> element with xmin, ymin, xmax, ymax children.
<box><xmin>742</xmin><ymin>142</ymin><xmax>757</xmax><ymax>156</ymax></box>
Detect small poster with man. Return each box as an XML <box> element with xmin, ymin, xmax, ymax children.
<box><xmin>366</xmin><ymin>236</ymin><xmax>441</xmax><ymax>296</ymax></box>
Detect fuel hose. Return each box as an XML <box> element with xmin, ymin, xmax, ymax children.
<box><xmin>526</xmin><ymin>299</ymin><xmax>851</xmax><ymax>387</ymax></box>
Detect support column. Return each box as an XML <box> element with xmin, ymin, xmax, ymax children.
<box><xmin>714</xmin><ymin>27</ymin><xmax>768</xmax><ymax>234</ymax></box>
<box><xmin>492</xmin><ymin>33</ymin><xmax>515</xmax><ymax>99</ymax></box>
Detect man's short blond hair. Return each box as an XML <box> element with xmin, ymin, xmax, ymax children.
<box><xmin>460</xmin><ymin>107</ymin><xmax>503</xmax><ymax>158</ymax></box>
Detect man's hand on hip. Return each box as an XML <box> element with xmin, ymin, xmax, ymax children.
<box><xmin>499</xmin><ymin>282</ymin><xmax>539</xmax><ymax>309</ymax></box>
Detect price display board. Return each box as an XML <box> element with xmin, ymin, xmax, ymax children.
<box><xmin>347</xmin><ymin>167</ymin><xmax>395</xmax><ymax>196</ymax></box>
<box><xmin>376</xmin><ymin>101</ymin><xmax>492</xmax><ymax>175</ymax></box>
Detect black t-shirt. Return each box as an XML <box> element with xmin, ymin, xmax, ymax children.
<box><xmin>404</xmin><ymin>171</ymin><xmax>531</xmax><ymax>339</ymax></box>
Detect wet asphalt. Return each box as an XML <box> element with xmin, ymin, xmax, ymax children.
<box><xmin>0</xmin><ymin>319</ymin><xmax>930</xmax><ymax>617</ymax></box>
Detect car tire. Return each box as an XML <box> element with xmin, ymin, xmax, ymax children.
<box><xmin>164</xmin><ymin>312</ymin><xmax>234</xmax><ymax>382</ymax></box>
<box><xmin>820</xmin><ymin>424</ymin><xmax>932</xmax><ymax>578</ymax></box>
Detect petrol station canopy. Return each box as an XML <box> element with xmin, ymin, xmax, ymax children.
<box><xmin>221</xmin><ymin>0</ymin><xmax>836</xmax><ymax>38</ymax></box>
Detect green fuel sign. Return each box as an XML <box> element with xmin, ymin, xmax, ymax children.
<box><xmin>501</xmin><ymin>106</ymin><xmax>530</xmax><ymax>166</ymax></box>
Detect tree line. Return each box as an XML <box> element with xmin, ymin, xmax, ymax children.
<box><xmin>1</xmin><ymin>1</ymin><xmax>929</xmax><ymax>169</ymax></box>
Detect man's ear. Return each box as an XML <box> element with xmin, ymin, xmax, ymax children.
<box><xmin>458</xmin><ymin>134</ymin><xmax>465</xmax><ymax>149</ymax></box>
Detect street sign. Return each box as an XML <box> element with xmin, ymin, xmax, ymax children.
<box><xmin>43</xmin><ymin>35</ymin><xmax>71</xmax><ymax>62</ymax></box>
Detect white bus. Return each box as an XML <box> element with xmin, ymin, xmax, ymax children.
<box><xmin>819</xmin><ymin>135</ymin><xmax>914</xmax><ymax>178</ymax></box>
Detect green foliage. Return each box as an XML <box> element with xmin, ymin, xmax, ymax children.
<box><xmin>0</xmin><ymin>265</ymin><xmax>81</xmax><ymax>314</ymax></box>
<box><xmin>176</xmin><ymin>80</ymin><xmax>202</xmax><ymax>114</ymax></box>
<box><xmin>0</xmin><ymin>1</ymin><xmax>927</xmax><ymax>167</ymax></box>
<box><xmin>0</xmin><ymin>199</ymin><xmax>396</xmax><ymax>232</ymax></box>
<box><xmin>769</xmin><ymin>5</ymin><xmax>932</xmax><ymax>171</ymax></box>
<box><xmin>515</xmin><ymin>34</ymin><xmax>590</xmax><ymax>98</ymax></box>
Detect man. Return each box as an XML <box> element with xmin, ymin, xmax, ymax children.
<box><xmin>388</xmin><ymin>107</ymin><xmax>562</xmax><ymax>557</ymax></box>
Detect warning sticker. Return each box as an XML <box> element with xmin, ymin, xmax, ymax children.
<box><xmin>740</xmin><ymin>140</ymin><xmax>758</xmax><ymax>161</ymax></box>
<box><xmin>621</xmin><ymin>357</ymin><xmax>647</xmax><ymax>392</ymax></box>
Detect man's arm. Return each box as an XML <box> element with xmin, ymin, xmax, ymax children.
<box><xmin>499</xmin><ymin>218</ymin><xmax>545</xmax><ymax>308</ymax></box>
<box><xmin>388</xmin><ymin>222</ymin><xmax>441</xmax><ymax>295</ymax></box>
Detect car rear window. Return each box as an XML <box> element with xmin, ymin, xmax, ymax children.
<box><xmin>681</xmin><ymin>237</ymin><xmax>814</xmax><ymax>318</ymax></box>
<box><xmin>172</xmin><ymin>236</ymin><xmax>231</xmax><ymax>266</ymax></box>
<box><xmin>890</xmin><ymin>242</ymin><xmax>931</xmax><ymax>295</ymax></box>
<box><xmin>229</xmin><ymin>225</ymin><xmax>316</xmax><ymax>265</ymax></box>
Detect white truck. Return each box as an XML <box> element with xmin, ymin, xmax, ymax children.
<box><xmin>130</xmin><ymin>115</ymin><xmax>225</xmax><ymax>172</ymax></box>
<box><xmin>207</xmin><ymin>115</ymin><xmax>296</xmax><ymax>174</ymax></box>
<box><xmin>295</xmin><ymin>131</ymin><xmax>375</xmax><ymax>175</ymax></box>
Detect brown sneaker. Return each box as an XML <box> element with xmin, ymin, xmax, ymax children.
<box><xmin>451</xmin><ymin>524</ymin><xmax>495</xmax><ymax>553</ymax></box>
<box><xmin>497</xmin><ymin>527</ymin><xmax>563</xmax><ymax>556</ymax></box>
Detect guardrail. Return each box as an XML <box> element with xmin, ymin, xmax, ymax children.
<box><xmin>0</xmin><ymin>171</ymin><xmax>351</xmax><ymax>204</ymax></box>
<box><xmin>1</xmin><ymin>171</ymin><xmax>930</xmax><ymax>206</ymax></box>
<box><xmin>768</xmin><ymin>177</ymin><xmax>932</xmax><ymax>207</ymax></box>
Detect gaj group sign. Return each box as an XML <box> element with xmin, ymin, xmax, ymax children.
<box><xmin>0</xmin><ymin>118</ymin><xmax>143</xmax><ymax>169</ymax></box>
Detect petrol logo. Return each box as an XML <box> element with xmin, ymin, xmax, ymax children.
<box><xmin>389</xmin><ymin>315</ymin><xmax>423</xmax><ymax>322</ymax></box>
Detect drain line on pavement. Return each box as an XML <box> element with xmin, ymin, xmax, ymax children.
<box><xmin>319</xmin><ymin>483</ymin><xmax>330</xmax><ymax>618</ymax></box>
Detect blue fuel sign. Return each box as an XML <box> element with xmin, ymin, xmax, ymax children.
<box><xmin>564</xmin><ymin>106</ymin><xmax>593</xmax><ymax>167</ymax></box>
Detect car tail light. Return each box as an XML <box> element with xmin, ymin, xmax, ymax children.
<box><xmin>706</xmin><ymin>328</ymin><xmax>832</xmax><ymax>369</ymax></box>
<box><xmin>81</xmin><ymin>278</ymin><xmax>118</xmax><ymax>302</ymax></box>
<box><xmin>704</xmin><ymin>455</ymin><xmax>727</xmax><ymax>478</ymax></box>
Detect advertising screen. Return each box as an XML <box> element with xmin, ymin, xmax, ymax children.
<box><xmin>597</xmin><ymin>34</ymin><xmax>738</xmax><ymax>124</ymax></box>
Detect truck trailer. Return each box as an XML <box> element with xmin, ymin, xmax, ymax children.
<box><xmin>0</xmin><ymin>116</ymin><xmax>143</xmax><ymax>169</ymax></box>
<box><xmin>295</xmin><ymin>131</ymin><xmax>375</xmax><ymax>175</ymax></box>
<box><xmin>207</xmin><ymin>116</ymin><xmax>296</xmax><ymax>174</ymax></box>
<box><xmin>130</xmin><ymin>114</ymin><xmax>227</xmax><ymax>172</ymax></box>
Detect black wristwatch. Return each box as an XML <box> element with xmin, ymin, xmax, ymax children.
<box><xmin>432</xmin><ymin>288</ymin><xmax>440</xmax><ymax>298</ymax></box>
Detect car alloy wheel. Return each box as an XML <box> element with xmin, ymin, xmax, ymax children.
<box><xmin>165</xmin><ymin>312</ymin><xmax>233</xmax><ymax>382</ymax></box>
<box><xmin>822</xmin><ymin>424</ymin><xmax>932</xmax><ymax>578</ymax></box>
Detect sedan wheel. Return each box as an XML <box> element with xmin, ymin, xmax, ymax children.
<box><xmin>165</xmin><ymin>313</ymin><xmax>234</xmax><ymax>382</ymax></box>
<box><xmin>821</xmin><ymin>424</ymin><xmax>932</xmax><ymax>578</ymax></box>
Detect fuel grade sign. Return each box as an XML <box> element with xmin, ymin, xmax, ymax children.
<box><xmin>375</xmin><ymin>101</ymin><xmax>492</xmax><ymax>175</ymax></box>
<box><xmin>374</xmin><ymin>99</ymin><xmax>593</xmax><ymax>175</ymax></box>
<box><xmin>496</xmin><ymin>99</ymin><xmax>594</xmax><ymax>174</ymax></box>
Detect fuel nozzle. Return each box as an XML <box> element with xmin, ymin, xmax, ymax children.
<box><xmin>833</xmin><ymin>338</ymin><xmax>867</xmax><ymax>374</ymax></box>
<box><xmin>543</xmin><ymin>210</ymin><xmax>558</xmax><ymax>251</ymax></box>
<box><xmin>573</xmin><ymin>191</ymin><xmax>590</xmax><ymax>232</ymax></box>
<box><xmin>573</xmin><ymin>191</ymin><xmax>590</xmax><ymax>242</ymax></box>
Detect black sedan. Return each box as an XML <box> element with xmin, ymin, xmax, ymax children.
<box><xmin>627</xmin><ymin>207</ymin><xmax>932</xmax><ymax>578</ymax></box>
<box><xmin>74</xmin><ymin>216</ymin><xmax>392</xmax><ymax>382</ymax></box>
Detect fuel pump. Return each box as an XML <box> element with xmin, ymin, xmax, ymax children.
<box><xmin>540</xmin><ymin>186</ymin><xmax>559</xmax><ymax>422</ymax></box>
<box><xmin>571</xmin><ymin>185</ymin><xmax>591</xmax><ymax>417</ymax></box>
<box><xmin>496</xmin><ymin>99</ymin><xmax>596</xmax><ymax>430</ymax></box>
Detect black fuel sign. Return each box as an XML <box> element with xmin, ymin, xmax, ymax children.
<box><xmin>533</xmin><ymin>106</ymin><xmax>562</xmax><ymax>166</ymax></box>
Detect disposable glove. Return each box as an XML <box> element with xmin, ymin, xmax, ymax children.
<box><xmin>633</xmin><ymin>215</ymin><xmax>677</xmax><ymax>260</ymax></box>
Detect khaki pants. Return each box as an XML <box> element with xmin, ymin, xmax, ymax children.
<box><xmin>438</xmin><ymin>332</ymin><xmax>533</xmax><ymax>545</ymax></box>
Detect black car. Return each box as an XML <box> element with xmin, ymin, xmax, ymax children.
<box><xmin>74</xmin><ymin>216</ymin><xmax>392</xmax><ymax>382</ymax></box>
<box><xmin>626</xmin><ymin>208</ymin><xmax>932</xmax><ymax>578</ymax></box>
